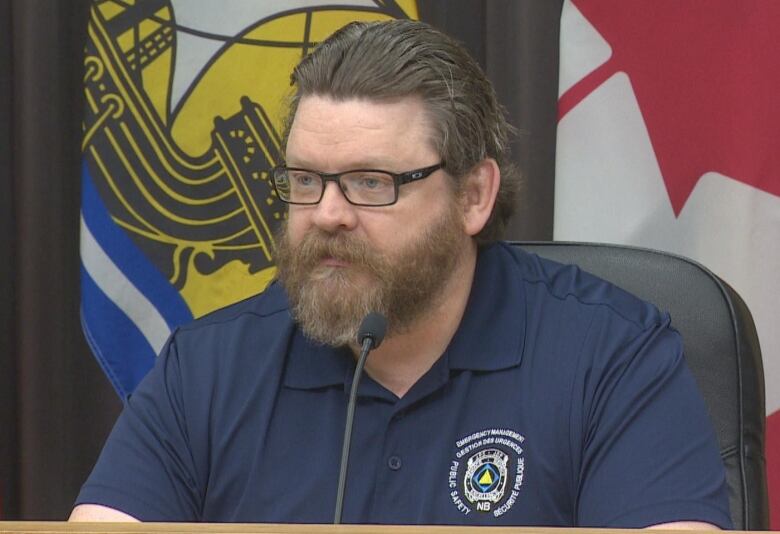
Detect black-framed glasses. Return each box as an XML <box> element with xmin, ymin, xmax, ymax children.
<box><xmin>271</xmin><ymin>162</ymin><xmax>443</xmax><ymax>207</ymax></box>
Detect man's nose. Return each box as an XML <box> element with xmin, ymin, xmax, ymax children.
<box><xmin>310</xmin><ymin>181</ymin><xmax>358</xmax><ymax>232</ymax></box>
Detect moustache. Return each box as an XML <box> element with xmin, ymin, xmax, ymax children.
<box><xmin>294</xmin><ymin>231</ymin><xmax>384</xmax><ymax>274</ymax></box>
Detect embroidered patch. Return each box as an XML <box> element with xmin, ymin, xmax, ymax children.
<box><xmin>448</xmin><ymin>428</ymin><xmax>525</xmax><ymax>518</ymax></box>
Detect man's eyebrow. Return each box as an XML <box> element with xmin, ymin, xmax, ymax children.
<box><xmin>283</xmin><ymin>158</ymin><xmax>402</xmax><ymax>171</ymax></box>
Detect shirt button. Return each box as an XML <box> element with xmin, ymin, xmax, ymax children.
<box><xmin>387</xmin><ymin>455</ymin><xmax>402</xmax><ymax>470</ymax></box>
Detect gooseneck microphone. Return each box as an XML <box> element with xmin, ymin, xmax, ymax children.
<box><xmin>333</xmin><ymin>312</ymin><xmax>387</xmax><ymax>524</ymax></box>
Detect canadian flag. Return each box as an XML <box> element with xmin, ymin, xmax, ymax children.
<box><xmin>554</xmin><ymin>0</ymin><xmax>780</xmax><ymax>527</ymax></box>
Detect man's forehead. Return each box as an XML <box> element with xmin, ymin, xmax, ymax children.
<box><xmin>292</xmin><ymin>94</ymin><xmax>430</xmax><ymax>128</ymax></box>
<box><xmin>286</xmin><ymin>94</ymin><xmax>437</xmax><ymax>169</ymax></box>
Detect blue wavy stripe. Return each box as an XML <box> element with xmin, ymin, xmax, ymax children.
<box><xmin>80</xmin><ymin>265</ymin><xmax>157</xmax><ymax>399</ymax></box>
<box><xmin>80</xmin><ymin>161</ymin><xmax>193</xmax><ymax>329</ymax></box>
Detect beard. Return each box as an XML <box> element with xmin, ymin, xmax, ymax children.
<box><xmin>274</xmin><ymin>202</ymin><xmax>466</xmax><ymax>347</ymax></box>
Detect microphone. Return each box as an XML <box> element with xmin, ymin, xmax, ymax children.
<box><xmin>357</xmin><ymin>311</ymin><xmax>387</xmax><ymax>350</ymax></box>
<box><xmin>333</xmin><ymin>312</ymin><xmax>388</xmax><ymax>524</ymax></box>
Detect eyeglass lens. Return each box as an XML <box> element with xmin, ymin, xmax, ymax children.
<box><xmin>275</xmin><ymin>169</ymin><xmax>397</xmax><ymax>205</ymax></box>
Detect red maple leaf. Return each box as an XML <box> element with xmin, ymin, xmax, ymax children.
<box><xmin>559</xmin><ymin>0</ymin><xmax>780</xmax><ymax>216</ymax></box>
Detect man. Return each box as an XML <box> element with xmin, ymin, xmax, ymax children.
<box><xmin>71</xmin><ymin>20</ymin><xmax>731</xmax><ymax>528</ymax></box>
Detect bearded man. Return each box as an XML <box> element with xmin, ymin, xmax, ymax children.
<box><xmin>71</xmin><ymin>20</ymin><xmax>731</xmax><ymax>529</ymax></box>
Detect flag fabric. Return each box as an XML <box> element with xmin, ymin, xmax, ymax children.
<box><xmin>554</xmin><ymin>0</ymin><xmax>780</xmax><ymax>527</ymax></box>
<box><xmin>79</xmin><ymin>0</ymin><xmax>418</xmax><ymax>398</ymax></box>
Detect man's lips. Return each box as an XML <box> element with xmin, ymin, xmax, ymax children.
<box><xmin>318</xmin><ymin>257</ymin><xmax>350</xmax><ymax>268</ymax></box>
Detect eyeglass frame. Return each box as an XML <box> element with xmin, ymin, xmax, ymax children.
<box><xmin>270</xmin><ymin>162</ymin><xmax>444</xmax><ymax>207</ymax></box>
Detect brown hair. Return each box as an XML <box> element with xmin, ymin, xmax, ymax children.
<box><xmin>283</xmin><ymin>19</ymin><xmax>519</xmax><ymax>244</ymax></box>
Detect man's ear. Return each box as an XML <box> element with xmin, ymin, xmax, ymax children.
<box><xmin>459</xmin><ymin>158</ymin><xmax>501</xmax><ymax>237</ymax></box>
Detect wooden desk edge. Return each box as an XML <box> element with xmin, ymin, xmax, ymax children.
<box><xmin>0</xmin><ymin>523</ymin><xmax>757</xmax><ymax>534</ymax></box>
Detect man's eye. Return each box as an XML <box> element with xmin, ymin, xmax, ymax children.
<box><xmin>354</xmin><ymin>174</ymin><xmax>391</xmax><ymax>189</ymax></box>
<box><xmin>292</xmin><ymin>173</ymin><xmax>318</xmax><ymax>187</ymax></box>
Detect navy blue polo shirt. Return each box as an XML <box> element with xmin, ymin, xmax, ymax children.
<box><xmin>76</xmin><ymin>243</ymin><xmax>732</xmax><ymax>527</ymax></box>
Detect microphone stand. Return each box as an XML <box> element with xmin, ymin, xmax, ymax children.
<box><xmin>333</xmin><ymin>335</ymin><xmax>374</xmax><ymax>524</ymax></box>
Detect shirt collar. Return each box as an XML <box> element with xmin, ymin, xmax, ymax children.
<box><xmin>446</xmin><ymin>242</ymin><xmax>525</xmax><ymax>371</ymax></box>
<box><xmin>283</xmin><ymin>328</ymin><xmax>351</xmax><ymax>390</ymax></box>
<box><xmin>283</xmin><ymin>242</ymin><xmax>526</xmax><ymax>390</ymax></box>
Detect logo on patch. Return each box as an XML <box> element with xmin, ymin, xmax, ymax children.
<box><xmin>448</xmin><ymin>428</ymin><xmax>525</xmax><ymax>518</ymax></box>
<box><xmin>464</xmin><ymin>448</ymin><xmax>508</xmax><ymax>508</ymax></box>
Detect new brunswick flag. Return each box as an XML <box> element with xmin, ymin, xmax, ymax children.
<box><xmin>80</xmin><ymin>0</ymin><xmax>418</xmax><ymax>398</ymax></box>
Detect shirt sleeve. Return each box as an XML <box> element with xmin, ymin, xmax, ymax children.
<box><xmin>573</xmin><ymin>311</ymin><xmax>733</xmax><ymax>529</ymax></box>
<box><xmin>75</xmin><ymin>332</ymin><xmax>203</xmax><ymax>521</ymax></box>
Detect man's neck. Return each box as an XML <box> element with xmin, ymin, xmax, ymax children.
<box><xmin>355</xmin><ymin>241</ymin><xmax>478</xmax><ymax>398</ymax></box>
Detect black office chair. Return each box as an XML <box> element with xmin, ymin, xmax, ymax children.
<box><xmin>514</xmin><ymin>241</ymin><xmax>769</xmax><ymax>530</ymax></box>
